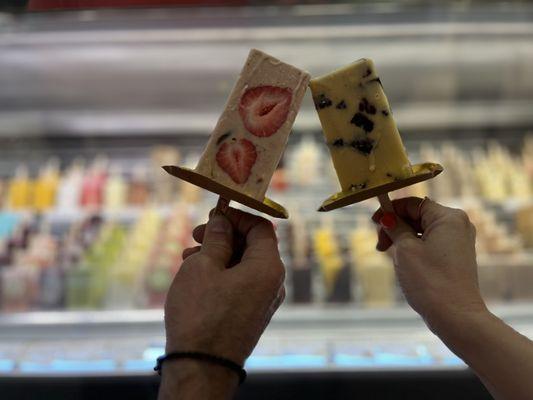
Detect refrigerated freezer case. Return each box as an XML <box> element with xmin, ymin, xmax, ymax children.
<box><xmin>0</xmin><ymin>3</ymin><xmax>532</xmax><ymax>399</ymax></box>
<box><xmin>4</xmin><ymin>304</ymin><xmax>530</xmax><ymax>398</ymax></box>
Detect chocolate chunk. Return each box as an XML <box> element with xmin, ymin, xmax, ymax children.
<box><xmin>386</xmin><ymin>173</ymin><xmax>393</xmax><ymax>178</ymax></box>
<box><xmin>216</xmin><ymin>132</ymin><xmax>231</xmax><ymax>146</ymax></box>
<box><xmin>350</xmin><ymin>112</ymin><xmax>374</xmax><ymax>133</ymax></box>
<box><xmin>256</xmin><ymin>178</ymin><xmax>264</xmax><ymax>184</ymax></box>
<box><xmin>350</xmin><ymin>182</ymin><xmax>368</xmax><ymax>190</ymax></box>
<box><xmin>350</xmin><ymin>138</ymin><xmax>374</xmax><ymax>155</ymax></box>
<box><xmin>362</xmin><ymin>68</ymin><xmax>372</xmax><ymax>78</ymax></box>
<box><xmin>332</xmin><ymin>138</ymin><xmax>344</xmax><ymax>147</ymax></box>
<box><xmin>315</xmin><ymin>94</ymin><xmax>332</xmax><ymax>109</ymax></box>
<box><xmin>336</xmin><ymin>100</ymin><xmax>347</xmax><ymax>109</ymax></box>
<box><xmin>358</xmin><ymin>98</ymin><xmax>376</xmax><ymax>115</ymax></box>
<box><xmin>382</xmin><ymin>110</ymin><xmax>389</xmax><ymax>116</ymax></box>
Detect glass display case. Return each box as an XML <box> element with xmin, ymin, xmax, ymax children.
<box><xmin>0</xmin><ymin>2</ymin><xmax>531</xmax><ymax>398</ymax></box>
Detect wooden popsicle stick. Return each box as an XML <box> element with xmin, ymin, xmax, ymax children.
<box><xmin>214</xmin><ymin>196</ymin><xmax>230</xmax><ymax>216</ymax></box>
<box><xmin>377</xmin><ymin>192</ymin><xmax>418</xmax><ymax>241</ymax></box>
<box><xmin>377</xmin><ymin>193</ymin><xmax>394</xmax><ymax>213</ymax></box>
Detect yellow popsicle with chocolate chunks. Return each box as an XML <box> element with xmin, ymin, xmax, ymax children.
<box><xmin>310</xmin><ymin>59</ymin><xmax>413</xmax><ymax>192</ymax></box>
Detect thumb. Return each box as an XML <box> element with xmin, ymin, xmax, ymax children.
<box><xmin>200</xmin><ymin>214</ymin><xmax>234</xmax><ymax>268</ymax></box>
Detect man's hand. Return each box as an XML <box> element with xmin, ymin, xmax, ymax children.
<box><xmin>159</xmin><ymin>207</ymin><xmax>285</xmax><ymax>400</ymax></box>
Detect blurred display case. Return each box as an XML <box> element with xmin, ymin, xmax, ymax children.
<box><xmin>0</xmin><ymin>2</ymin><xmax>531</xmax><ymax>394</ymax></box>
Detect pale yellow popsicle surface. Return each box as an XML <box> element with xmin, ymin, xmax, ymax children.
<box><xmin>310</xmin><ymin>59</ymin><xmax>412</xmax><ymax>192</ymax></box>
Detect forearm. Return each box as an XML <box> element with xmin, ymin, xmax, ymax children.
<box><xmin>429</xmin><ymin>309</ymin><xmax>533</xmax><ymax>400</ymax></box>
<box><xmin>158</xmin><ymin>359</ymin><xmax>239</xmax><ymax>400</ymax></box>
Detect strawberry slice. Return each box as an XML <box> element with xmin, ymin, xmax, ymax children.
<box><xmin>216</xmin><ymin>138</ymin><xmax>258</xmax><ymax>184</ymax></box>
<box><xmin>239</xmin><ymin>86</ymin><xmax>292</xmax><ymax>137</ymax></box>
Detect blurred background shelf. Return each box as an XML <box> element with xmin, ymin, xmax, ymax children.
<box><xmin>2</xmin><ymin>5</ymin><xmax>533</xmax><ymax>140</ymax></box>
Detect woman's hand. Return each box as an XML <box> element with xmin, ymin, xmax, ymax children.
<box><xmin>373</xmin><ymin>197</ymin><xmax>533</xmax><ymax>400</ymax></box>
<box><xmin>372</xmin><ymin>197</ymin><xmax>487</xmax><ymax>332</ymax></box>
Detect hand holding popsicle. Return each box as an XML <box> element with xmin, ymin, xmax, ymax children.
<box><xmin>372</xmin><ymin>197</ymin><xmax>533</xmax><ymax>400</ymax></box>
<box><xmin>160</xmin><ymin>208</ymin><xmax>285</xmax><ymax>400</ymax></box>
<box><xmin>373</xmin><ymin>196</ymin><xmax>484</xmax><ymax>327</ymax></box>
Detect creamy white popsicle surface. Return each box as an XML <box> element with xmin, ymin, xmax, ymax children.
<box><xmin>195</xmin><ymin>49</ymin><xmax>311</xmax><ymax>200</ymax></box>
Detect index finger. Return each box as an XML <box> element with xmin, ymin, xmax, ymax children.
<box><xmin>372</xmin><ymin>196</ymin><xmax>453</xmax><ymax>234</ymax></box>
<box><xmin>193</xmin><ymin>208</ymin><xmax>278</xmax><ymax>242</ymax></box>
<box><xmin>372</xmin><ymin>196</ymin><xmax>425</xmax><ymax>225</ymax></box>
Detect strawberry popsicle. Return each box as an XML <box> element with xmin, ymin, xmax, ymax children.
<box><xmin>310</xmin><ymin>58</ymin><xmax>413</xmax><ymax>193</ymax></box>
<box><xmin>195</xmin><ymin>49</ymin><xmax>310</xmax><ymax>200</ymax></box>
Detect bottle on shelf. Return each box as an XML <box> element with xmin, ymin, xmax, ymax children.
<box><xmin>1</xmin><ymin>250</ymin><xmax>32</xmax><ymax>312</ymax></box>
<box><xmin>0</xmin><ymin>214</ymin><xmax>39</xmax><ymax>312</ymax></box>
<box><xmin>56</xmin><ymin>159</ymin><xmax>84</xmax><ymax>213</ymax></box>
<box><xmin>104</xmin><ymin>165</ymin><xmax>126</xmax><ymax>212</ymax></box>
<box><xmin>313</xmin><ymin>217</ymin><xmax>352</xmax><ymax>303</ymax></box>
<box><xmin>287</xmin><ymin>212</ymin><xmax>313</xmax><ymax>303</ymax></box>
<box><xmin>349</xmin><ymin>217</ymin><xmax>395</xmax><ymax>307</ymax></box>
<box><xmin>80</xmin><ymin>156</ymin><xmax>108</xmax><ymax>211</ymax></box>
<box><xmin>150</xmin><ymin>146</ymin><xmax>180</xmax><ymax>204</ymax></box>
<box><xmin>64</xmin><ymin>216</ymin><xmax>103</xmax><ymax>309</ymax></box>
<box><xmin>143</xmin><ymin>204</ymin><xmax>192</xmax><ymax>308</ymax></box>
<box><xmin>106</xmin><ymin>207</ymin><xmax>161</xmax><ymax>309</ymax></box>
<box><xmin>86</xmin><ymin>222</ymin><xmax>127</xmax><ymax>308</ymax></box>
<box><xmin>7</xmin><ymin>165</ymin><xmax>32</xmax><ymax>210</ymax></box>
<box><xmin>33</xmin><ymin>158</ymin><xmax>60</xmax><ymax>213</ymax></box>
<box><xmin>26</xmin><ymin>222</ymin><xmax>62</xmax><ymax>309</ymax></box>
<box><xmin>127</xmin><ymin>164</ymin><xmax>150</xmax><ymax>207</ymax></box>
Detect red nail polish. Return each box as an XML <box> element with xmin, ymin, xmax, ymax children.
<box><xmin>380</xmin><ymin>212</ymin><xmax>397</xmax><ymax>230</ymax></box>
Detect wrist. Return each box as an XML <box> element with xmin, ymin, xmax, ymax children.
<box><xmin>425</xmin><ymin>302</ymin><xmax>493</xmax><ymax>348</ymax></box>
<box><xmin>166</xmin><ymin>334</ymin><xmax>246</xmax><ymax>366</ymax></box>
<box><xmin>159</xmin><ymin>358</ymin><xmax>239</xmax><ymax>400</ymax></box>
<box><xmin>162</xmin><ymin>357</ymin><xmax>239</xmax><ymax>382</ymax></box>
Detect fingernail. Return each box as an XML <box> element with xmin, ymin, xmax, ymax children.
<box><xmin>209</xmin><ymin>215</ymin><xmax>230</xmax><ymax>233</ymax></box>
<box><xmin>379</xmin><ymin>212</ymin><xmax>397</xmax><ymax>230</ymax></box>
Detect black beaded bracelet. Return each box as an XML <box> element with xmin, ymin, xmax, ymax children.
<box><xmin>154</xmin><ymin>351</ymin><xmax>247</xmax><ymax>384</ymax></box>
